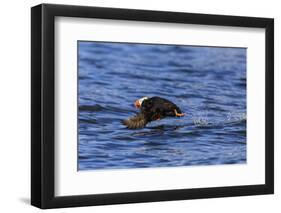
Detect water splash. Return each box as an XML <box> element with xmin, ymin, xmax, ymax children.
<box><xmin>193</xmin><ymin>111</ymin><xmax>246</xmax><ymax>127</ymax></box>
<box><xmin>226</xmin><ymin>111</ymin><xmax>246</xmax><ymax>124</ymax></box>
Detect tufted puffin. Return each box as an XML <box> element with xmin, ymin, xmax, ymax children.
<box><xmin>122</xmin><ymin>96</ymin><xmax>185</xmax><ymax>129</ymax></box>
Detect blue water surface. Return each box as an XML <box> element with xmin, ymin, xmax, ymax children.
<box><xmin>78</xmin><ymin>41</ymin><xmax>246</xmax><ymax>170</ymax></box>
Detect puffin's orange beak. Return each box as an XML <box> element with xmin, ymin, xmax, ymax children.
<box><xmin>134</xmin><ymin>100</ymin><xmax>141</xmax><ymax>108</ymax></box>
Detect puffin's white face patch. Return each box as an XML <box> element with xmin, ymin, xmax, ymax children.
<box><xmin>139</xmin><ymin>96</ymin><xmax>149</xmax><ymax>105</ymax></box>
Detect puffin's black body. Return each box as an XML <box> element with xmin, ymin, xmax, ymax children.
<box><xmin>122</xmin><ymin>96</ymin><xmax>184</xmax><ymax>129</ymax></box>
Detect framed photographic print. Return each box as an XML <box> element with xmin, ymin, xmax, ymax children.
<box><xmin>31</xmin><ymin>3</ymin><xmax>274</xmax><ymax>209</ymax></box>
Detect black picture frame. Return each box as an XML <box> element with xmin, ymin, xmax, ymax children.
<box><xmin>31</xmin><ymin>3</ymin><xmax>274</xmax><ymax>209</ymax></box>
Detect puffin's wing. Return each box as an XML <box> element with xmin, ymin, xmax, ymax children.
<box><xmin>122</xmin><ymin>113</ymin><xmax>148</xmax><ymax>129</ymax></box>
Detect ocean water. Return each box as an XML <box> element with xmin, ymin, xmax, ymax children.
<box><xmin>78</xmin><ymin>41</ymin><xmax>246</xmax><ymax>170</ymax></box>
